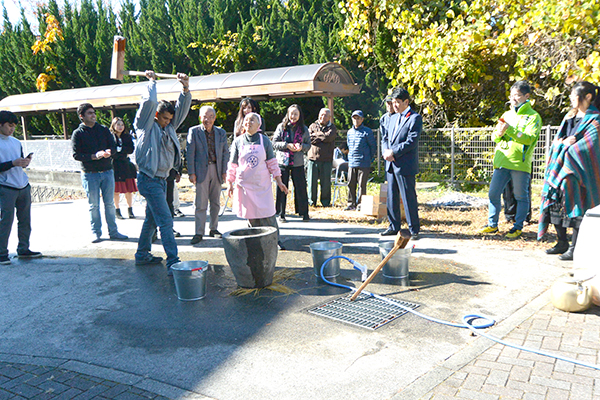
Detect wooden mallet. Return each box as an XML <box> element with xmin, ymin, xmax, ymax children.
<box><xmin>350</xmin><ymin>232</ymin><xmax>410</xmax><ymax>301</ymax></box>
<box><xmin>110</xmin><ymin>36</ymin><xmax>178</xmax><ymax>81</ymax></box>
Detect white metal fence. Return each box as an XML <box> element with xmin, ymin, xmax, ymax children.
<box><xmin>416</xmin><ymin>126</ymin><xmax>559</xmax><ymax>185</ymax></box>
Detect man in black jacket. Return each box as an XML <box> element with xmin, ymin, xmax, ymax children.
<box><xmin>72</xmin><ymin>103</ymin><xmax>127</xmax><ymax>243</ymax></box>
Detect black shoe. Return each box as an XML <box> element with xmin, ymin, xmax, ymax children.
<box><xmin>0</xmin><ymin>255</ymin><xmax>11</xmax><ymax>265</ymax></box>
<box><xmin>174</xmin><ymin>209</ymin><xmax>185</xmax><ymax>218</ymax></box>
<box><xmin>17</xmin><ymin>250</ymin><xmax>42</xmax><ymax>258</ymax></box>
<box><xmin>173</xmin><ymin>229</ymin><xmax>181</xmax><ymax>238</ymax></box>
<box><xmin>558</xmin><ymin>247</ymin><xmax>575</xmax><ymax>261</ymax></box>
<box><xmin>344</xmin><ymin>205</ymin><xmax>356</xmax><ymax>211</ymax></box>
<box><xmin>546</xmin><ymin>241</ymin><xmax>569</xmax><ymax>255</ymax></box>
<box><xmin>190</xmin><ymin>234</ymin><xmax>203</xmax><ymax>245</ymax></box>
<box><xmin>380</xmin><ymin>228</ymin><xmax>398</xmax><ymax>236</ymax></box>
<box><xmin>302</xmin><ymin>215</ymin><xmax>310</xmax><ymax>222</ymax></box>
<box><xmin>135</xmin><ymin>255</ymin><xmax>164</xmax><ymax>266</ymax></box>
<box><xmin>116</xmin><ymin>209</ymin><xmax>125</xmax><ymax>219</ymax></box>
<box><xmin>278</xmin><ymin>216</ymin><xmax>287</xmax><ymax>223</ymax></box>
<box><xmin>411</xmin><ymin>233</ymin><xmax>420</xmax><ymax>241</ymax></box>
<box><xmin>128</xmin><ymin>207</ymin><xmax>135</xmax><ymax>219</ymax></box>
<box><xmin>209</xmin><ymin>230</ymin><xmax>222</xmax><ymax>238</ymax></box>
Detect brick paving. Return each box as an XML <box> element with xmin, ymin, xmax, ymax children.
<box><xmin>0</xmin><ymin>362</ymin><xmax>169</xmax><ymax>400</ymax></box>
<box><xmin>422</xmin><ymin>303</ymin><xmax>600</xmax><ymax>400</ymax></box>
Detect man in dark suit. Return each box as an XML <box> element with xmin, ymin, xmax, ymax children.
<box><xmin>380</xmin><ymin>87</ymin><xmax>422</xmax><ymax>239</ymax></box>
<box><xmin>187</xmin><ymin>106</ymin><xmax>229</xmax><ymax>244</ymax></box>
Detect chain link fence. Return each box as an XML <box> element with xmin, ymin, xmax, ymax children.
<box><xmin>21</xmin><ymin>125</ymin><xmax>560</xmax><ymax>188</ymax></box>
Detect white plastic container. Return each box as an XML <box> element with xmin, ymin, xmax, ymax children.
<box><xmin>574</xmin><ymin>204</ymin><xmax>600</xmax><ymax>305</ymax></box>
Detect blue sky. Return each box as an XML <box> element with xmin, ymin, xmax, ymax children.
<box><xmin>1</xmin><ymin>0</ymin><xmax>130</xmax><ymax>32</ymax></box>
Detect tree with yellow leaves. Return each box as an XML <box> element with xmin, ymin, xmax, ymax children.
<box><xmin>338</xmin><ymin>0</ymin><xmax>600</xmax><ymax>126</ymax></box>
<box><xmin>32</xmin><ymin>13</ymin><xmax>63</xmax><ymax>92</ymax></box>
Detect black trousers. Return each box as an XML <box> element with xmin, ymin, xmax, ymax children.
<box><xmin>276</xmin><ymin>165</ymin><xmax>309</xmax><ymax>218</ymax></box>
<box><xmin>347</xmin><ymin>167</ymin><xmax>371</xmax><ymax>207</ymax></box>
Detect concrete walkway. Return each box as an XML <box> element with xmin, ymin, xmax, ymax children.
<box><xmin>2</xmin><ymin>199</ymin><xmax>594</xmax><ymax>400</ymax></box>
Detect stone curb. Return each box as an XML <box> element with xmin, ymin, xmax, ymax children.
<box><xmin>0</xmin><ymin>353</ymin><xmax>215</xmax><ymax>399</ymax></box>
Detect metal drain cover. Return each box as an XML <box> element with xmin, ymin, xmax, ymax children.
<box><xmin>308</xmin><ymin>293</ymin><xmax>420</xmax><ymax>330</ymax></box>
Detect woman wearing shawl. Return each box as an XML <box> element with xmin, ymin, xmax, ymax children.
<box><xmin>539</xmin><ymin>81</ymin><xmax>600</xmax><ymax>261</ymax></box>
<box><xmin>272</xmin><ymin>104</ymin><xmax>311</xmax><ymax>222</ymax></box>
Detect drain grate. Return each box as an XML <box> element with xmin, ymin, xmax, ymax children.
<box><xmin>308</xmin><ymin>293</ymin><xmax>420</xmax><ymax>330</ymax></box>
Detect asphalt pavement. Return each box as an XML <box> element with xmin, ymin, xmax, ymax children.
<box><xmin>0</xmin><ymin>198</ymin><xmax>587</xmax><ymax>400</ymax></box>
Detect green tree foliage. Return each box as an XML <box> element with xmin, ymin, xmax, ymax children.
<box><xmin>0</xmin><ymin>0</ymin><xmax>386</xmax><ymax>136</ymax></box>
<box><xmin>338</xmin><ymin>0</ymin><xmax>600</xmax><ymax>126</ymax></box>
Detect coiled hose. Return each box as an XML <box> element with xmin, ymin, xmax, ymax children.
<box><xmin>320</xmin><ymin>255</ymin><xmax>600</xmax><ymax>370</ymax></box>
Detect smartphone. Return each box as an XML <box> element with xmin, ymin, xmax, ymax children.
<box><xmin>26</xmin><ymin>152</ymin><xmax>33</xmax><ymax>158</ymax></box>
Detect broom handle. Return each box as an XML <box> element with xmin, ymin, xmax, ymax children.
<box><xmin>124</xmin><ymin>70</ymin><xmax>179</xmax><ymax>79</ymax></box>
<box><xmin>350</xmin><ymin>237</ymin><xmax>407</xmax><ymax>301</ymax></box>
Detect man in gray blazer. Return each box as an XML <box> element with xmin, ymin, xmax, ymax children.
<box><xmin>187</xmin><ymin>106</ymin><xmax>229</xmax><ymax>244</ymax></box>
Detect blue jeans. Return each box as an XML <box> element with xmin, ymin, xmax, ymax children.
<box><xmin>135</xmin><ymin>173</ymin><xmax>179</xmax><ymax>267</ymax></box>
<box><xmin>81</xmin><ymin>170</ymin><xmax>118</xmax><ymax>237</ymax></box>
<box><xmin>488</xmin><ymin>168</ymin><xmax>530</xmax><ymax>230</ymax></box>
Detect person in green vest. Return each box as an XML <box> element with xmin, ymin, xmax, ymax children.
<box><xmin>479</xmin><ymin>80</ymin><xmax>542</xmax><ymax>239</ymax></box>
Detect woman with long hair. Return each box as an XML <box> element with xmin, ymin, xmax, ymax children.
<box><xmin>538</xmin><ymin>81</ymin><xmax>600</xmax><ymax>260</ymax></box>
<box><xmin>234</xmin><ymin>97</ymin><xmax>265</xmax><ymax>137</ymax></box>
<box><xmin>272</xmin><ymin>104</ymin><xmax>310</xmax><ymax>222</ymax></box>
<box><xmin>110</xmin><ymin>117</ymin><xmax>138</xmax><ymax>219</ymax></box>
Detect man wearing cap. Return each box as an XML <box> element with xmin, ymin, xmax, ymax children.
<box><xmin>307</xmin><ymin>108</ymin><xmax>337</xmax><ymax>207</ymax></box>
<box><xmin>381</xmin><ymin>87</ymin><xmax>422</xmax><ymax>239</ymax></box>
<box><xmin>345</xmin><ymin>110</ymin><xmax>376</xmax><ymax>211</ymax></box>
<box><xmin>379</xmin><ymin>95</ymin><xmax>396</xmax><ymax>132</ymax></box>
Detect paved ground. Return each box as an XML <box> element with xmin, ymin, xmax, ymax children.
<box><xmin>2</xmin><ymin>198</ymin><xmax>597</xmax><ymax>400</ymax></box>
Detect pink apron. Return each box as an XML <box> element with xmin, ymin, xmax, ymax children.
<box><xmin>234</xmin><ymin>134</ymin><xmax>276</xmax><ymax>219</ymax></box>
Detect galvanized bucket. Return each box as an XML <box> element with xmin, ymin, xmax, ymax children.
<box><xmin>378</xmin><ymin>241</ymin><xmax>411</xmax><ymax>284</ymax></box>
<box><xmin>310</xmin><ymin>241</ymin><xmax>343</xmax><ymax>278</ymax></box>
<box><xmin>170</xmin><ymin>261</ymin><xmax>209</xmax><ymax>301</ymax></box>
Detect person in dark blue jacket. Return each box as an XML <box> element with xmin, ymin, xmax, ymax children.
<box><xmin>345</xmin><ymin>110</ymin><xmax>376</xmax><ymax>210</ymax></box>
<box><xmin>381</xmin><ymin>88</ymin><xmax>422</xmax><ymax>239</ymax></box>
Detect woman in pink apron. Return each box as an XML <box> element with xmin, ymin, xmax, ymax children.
<box><xmin>227</xmin><ymin>113</ymin><xmax>288</xmax><ymax>248</ymax></box>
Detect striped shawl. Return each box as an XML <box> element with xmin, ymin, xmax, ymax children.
<box><xmin>538</xmin><ymin>105</ymin><xmax>600</xmax><ymax>239</ymax></box>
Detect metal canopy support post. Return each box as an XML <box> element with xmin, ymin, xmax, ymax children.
<box><xmin>20</xmin><ymin>115</ymin><xmax>28</xmax><ymax>140</ymax></box>
<box><xmin>377</xmin><ymin>128</ymin><xmax>381</xmax><ymax>176</ymax></box>
<box><xmin>450</xmin><ymin>126</ymin><xmax>455</xmax><ymax>188</ymax></box>
<box><xmin>61</xmin><ymin>110</ymin><xmax>68</xmax><ymax>139</ymax></box>
<box><xmin>327</xmin><ymin>96</ymin><xmax>334</xmax><ymax>120</ymax></box>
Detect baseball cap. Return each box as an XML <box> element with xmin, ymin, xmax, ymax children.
<box><xmin>351</xmin><ymin>110</ymin><xmax>364</xmax><ymax>118</ymax></box>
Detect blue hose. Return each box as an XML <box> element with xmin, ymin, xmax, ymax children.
<box><xmin>320</xmin><ymin>255</ymin><xmax>600</xmax><ymax>370</ymax></box>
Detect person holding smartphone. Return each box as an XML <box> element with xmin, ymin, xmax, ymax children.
<box><xmin>0</xmin><ymin>111</ymin><xmax>42</xmax><ymax>265</ymax></box>
<box><xmin>72</xmin><ymin>103</ymin><xmax>128</xmax><ymax>243</ymax></box>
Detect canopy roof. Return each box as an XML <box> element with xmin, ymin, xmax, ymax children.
<box><xmin>0</xmin><ymin>62</ymin><xmax>360</xmax><ymax>115</ymax></box>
